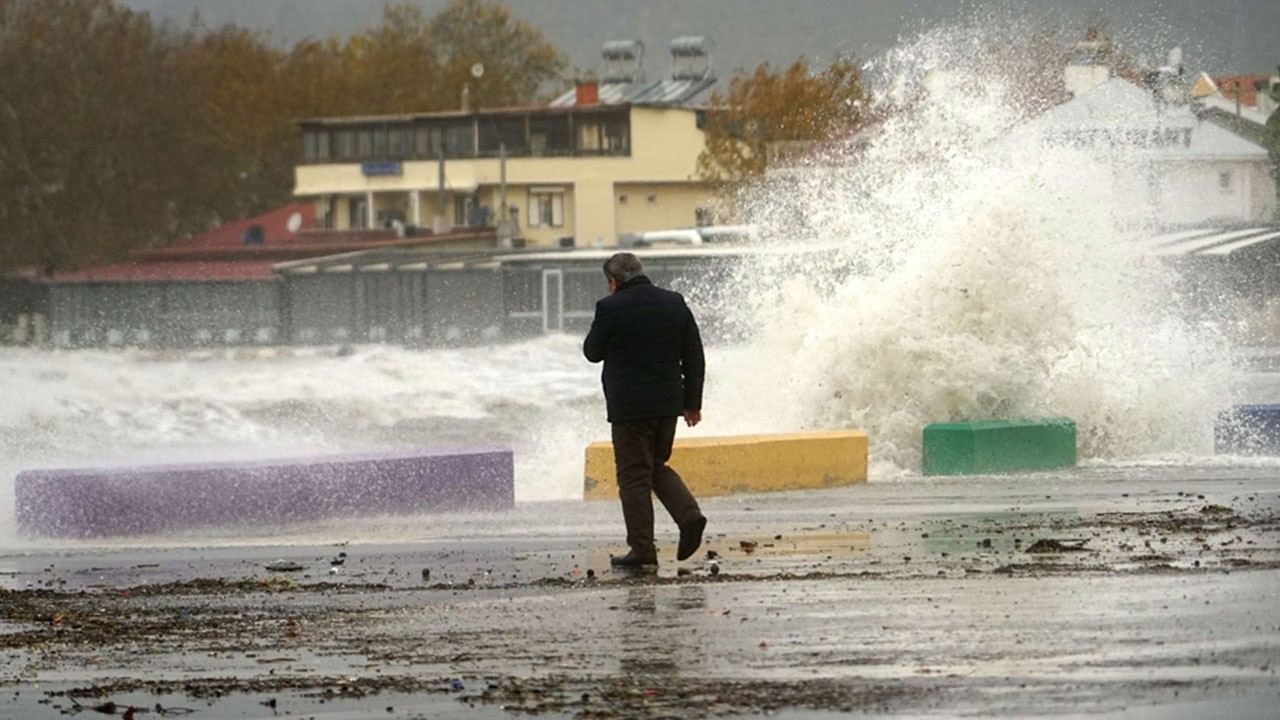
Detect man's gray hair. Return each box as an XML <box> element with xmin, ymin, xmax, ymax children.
<box><xmin>603</xmin><ymin>252</ymin><xmax>644</xmax><ymax>284</ymax></box>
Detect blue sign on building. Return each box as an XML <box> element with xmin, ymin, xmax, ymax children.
<box><xmin>361</xmin><ymin>162</ymin><xmax>403</xmax><ymax>176</ymax></box>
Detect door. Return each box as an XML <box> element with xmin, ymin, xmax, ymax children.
<box><xmin>542</xmin><ymin>268</ymin><xmax>563</xmax><ymax>333</ymax></box>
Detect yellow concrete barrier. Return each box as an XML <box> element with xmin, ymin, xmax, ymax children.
<box><xmin>584</xmin><ymin>430</ymin><xmax>868</xmax><ymax>500</ymax></box>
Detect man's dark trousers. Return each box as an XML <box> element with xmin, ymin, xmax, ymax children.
<box><xmin>612</xmin><ymin>416</ymin><xmax>701</xmax><ymax>555</ymax></box>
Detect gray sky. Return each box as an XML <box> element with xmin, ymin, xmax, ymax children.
<box><xmin>120</xmin><ymin>0</ymin><xmax>1279</xmax><ymax>80</ymax></box>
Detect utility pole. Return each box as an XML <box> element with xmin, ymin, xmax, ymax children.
<box><xmin>495</xmin><ymin>141</ymin><xmax>517</xmax><ymax>246</ymax></box>
<box><xmin>433</xmin><ymin>145</ymin><xmax>449</xmax><ymax>234</ymax></box>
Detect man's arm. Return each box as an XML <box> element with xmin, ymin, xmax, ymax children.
<box><xmin>680</xmin><ymin>303</ymin><xmax>705</xmax><ymax>416</ymax></box>
<box><xmin>583</xmin><ymin>301</ymin><xmax>610</xmax><ymax>363</ymax></box>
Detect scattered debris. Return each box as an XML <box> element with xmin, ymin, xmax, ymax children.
<box><xmin>1025</xmin><ymin>538</ymin><xmax>1089</xmax><ymax>554</ymax></box>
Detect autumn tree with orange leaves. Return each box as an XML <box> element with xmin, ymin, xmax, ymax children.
<box><xmin>697</xmin><ymin>58</ymin><xmax>872</xmax><ymax>186</ymax></box>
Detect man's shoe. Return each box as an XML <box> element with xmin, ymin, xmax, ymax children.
<box><xmin>610</xmin><ymin>550</ymin><xmax>658</xmax><ymax>568</ymax></box>
<box><xmin>677</xmin><ymin>515</ymin><xmax>707</xmax><ymax>561</ymax></box>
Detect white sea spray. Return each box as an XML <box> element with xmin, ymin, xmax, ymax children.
<box><xmin>0</xmin><ymin>17</ymin><xmax>1269</xmax><ymax>547</ymax></box>
<box><xmin>704</xmin><ymin>23</ymin><xmax>1237</xmax><ymax>477</ymax></box>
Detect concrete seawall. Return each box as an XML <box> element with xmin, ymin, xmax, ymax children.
<box><xmin>584</xmin><ymin>430</ymin><xmax>868</xmax><ymax>500</ymax></box>
<box><xmin>16</xmin><ymin>447</ymin><xmax>514</xmax><ymax>538</ymax></box>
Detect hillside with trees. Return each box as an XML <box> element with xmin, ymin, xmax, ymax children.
<box><xmin>0</xmin><ymin>0</ymin><xmax>565</xmax><ymax>274</ymax></box>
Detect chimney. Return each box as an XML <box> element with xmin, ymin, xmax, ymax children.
<box><xmin>575</xmin><ymin>80</ymin><xmax>599</xmax><ymax>105</ymax></box>
<box><xmin>1064</xmin><ymin>40</ymin><xmax>1109</xmax><ymax>97</ymax></box>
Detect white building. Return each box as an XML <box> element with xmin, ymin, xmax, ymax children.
<box><xmin>1024</xmin><ymin>77</ymin><xmax>1275</xmax><ymax>225</ymax></box>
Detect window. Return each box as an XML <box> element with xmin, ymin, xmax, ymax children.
<box><xmin>479</xmin><ymin>118</ymin><xmax>527</xmax><ymax>157</ymax></box>
<box><xmin>454</xmin><ymin>195</ymin><xmax>474</xmax><ymax>227</ymax></box>
<box><xmin>1220</xmin><ymin>171</ymin><xmax>1233</xmax><ymax>192</ymax></box>
<box><xmin>349</xmin><ymin>198</ymin><xmax>368</xmax><ymax>229</ymax></box>
<box><xmin>575</xmin><ymin>114</ymin><xmax>629</xmax><ymax>155</ymax></box>
<box><xmin>445</xmin><ymin>122</ymin><xmax>475</xmax><ymax>158</ymax></box>
<box><xmin>321</xmin><ymin>198</ymin><xmax>335</xmax><ymax>229</ymax></box>
<box><xmin>529</xmin><ymin>116</ymin><xmax>571</xmax><ymax>156</ymax></box>
<box><xmin>387</xmin><ymin>127</ymin><xmax>409</xmax><ymax>159</ymax></box>
<box><xmin>528</xmin><ymin>188</ymin><xmax>565</xmax><ymax>228</ymax></box>
<box><xmin>415</xmin><ymin>125</ymin><xmax>444</xmax><ymax>158</ymax></box>
<box><xmin>357</xmin><ymin>129</ymin><xmax>374</xmax><ymax>158</ymax></box>
<box><xmin>603</xmin><ymin>117</ymin><xmax>629</xmax><ymax>154</ymax></box>
<box><xmin>301</xmin><ymin>129</ymin><xmax>330</xmax><ymax>162</ymax></box>
<box><xmin>336</xmin><ymin>130</ymin><xmax>357</xmax><ymax>160</ymax></box>
<box><xmin>576</xmin><ymin>120</ymin><xmax>601</xmax><ymax>153</ymax></box>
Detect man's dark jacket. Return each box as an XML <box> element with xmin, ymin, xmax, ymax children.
<box><xmin>583</xmin><ymin>275</ymin><xmax>705</xmax><ymax>423</ymax></box>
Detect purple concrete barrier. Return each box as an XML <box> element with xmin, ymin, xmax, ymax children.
<box><xmin>15</xmin><ymin>447</ymin><xmax>514</xmax><ymax>539</ymax></box>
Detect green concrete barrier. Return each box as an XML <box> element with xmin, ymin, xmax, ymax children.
<box><xmin>922</xmin><ymin>418</ymin><xmax>1076</xmax><ymax>476</ymax></box>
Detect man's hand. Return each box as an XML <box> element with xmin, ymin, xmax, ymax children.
<box><xmin>683</xmin><ymin>409</ymin><xmax>702</xmax><ymax>427</ymax></box>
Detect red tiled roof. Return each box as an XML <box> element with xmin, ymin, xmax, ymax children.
<box><xmin>46</xmin><ymin>226</ymin><xmax>499</xmax><ymax>284</ymax></box>
<box><xmin>173</xmin><ymin>202</ymin><xmax>314</xmax><ymax>249</ymax></box>
<box><xmin>43</xmin><ymin>200</ymin><xmax>498</xmax><ymax>284</ymax></box>
<box><xmin>1211</xmin><ymin>75</ymin><xmax>1273</xmax><ymax>107</ymax></box>
<box><xmin>50</xmin><ymin>260</ymin><xmax>280</xmax><ymax>283</ymax></box>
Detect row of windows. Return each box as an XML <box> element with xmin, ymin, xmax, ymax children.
<box><xmin>301</xmin><ymin>113</ymin><xmax>631</xmax><ymax>163</ymax></box>
<box><xmin>327</xmin><ymin>190</ymin><xmax>569</xmax><ymax>231</ymax></box>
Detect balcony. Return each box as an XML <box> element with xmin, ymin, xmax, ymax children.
<box><xmin>300</xmin><ymin>107</ymin><xmax>631</xmax><ymax>165</ymax></box>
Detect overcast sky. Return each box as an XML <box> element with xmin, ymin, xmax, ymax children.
<box><xmin>119</xmin><ymin>0</ymin><xmax>1279</xmax><ymax>80</ymax></box>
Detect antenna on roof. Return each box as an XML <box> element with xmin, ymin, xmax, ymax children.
<box><xmin>1152</xmin><ymin>46</ymin><xmax>1185</xmax><ymax>105</ymax></box>
<box><xmin>602</xmin><ymin>39</ymin><xmax>644</xmax><ymax>83</ymax></box>
<box><xmin>669</xmin><ymin>36</ymin><xmax>713</xmax><ymax>82</ymax></box>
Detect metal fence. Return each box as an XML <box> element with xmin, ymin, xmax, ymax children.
<box><xmin>47</xmin><ymin>281</ymin><xmax>281</xmax><ymax>349</ymax></box>
<box><xmin>38</xmin><ymin>249</ymin><xmax>743</xmax><ymax>349</ymax></box>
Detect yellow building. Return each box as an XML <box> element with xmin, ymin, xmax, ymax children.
<box><xmin>293</xmin><ymin>39</ymin><xmax>719</xmax><ymax>249</ymax></box>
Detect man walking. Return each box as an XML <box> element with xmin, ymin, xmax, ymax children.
<box><xmin>584</xmin><ymin>252</ymin><xmax>707</xmax><ymax>569</ymax></box>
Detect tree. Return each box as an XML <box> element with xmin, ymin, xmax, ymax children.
<box><xmin>697</xmin><ymin>57</ymin><xmax>871</xmax><ymax>186</ymax></box>
<box><xmin>0</xmin><ymin>0</ymin><xmax>568</xmax><ymax>274</ymax></box>
<box><xmin>176</xmin><ymin>1</ymin><xmax>566</xmax><ymax>226</ymax></box>
<box><xmin>426</xmin><ymin>0</ymin><xmax>566</xmax><ymax>110</ymax></box>
<box><xmin>326</xmin><ymin>4</ymin><xmax>441</xmax><ymax>115</ymax></box>
<box><xmin>0</xmin><ymin>0</ymin><xmax>210</xmax><ymax>273</ymax></box>
<box><xmin>176</xmin><ymin>24</ymin><xmax>292</xmax><ymax>225</ymax></box>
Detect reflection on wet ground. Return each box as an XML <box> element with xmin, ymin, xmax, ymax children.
<box><xmin>1</xmin><ymin>467</ymin><xmax>1278</xmax><ymax>718</ymax></box>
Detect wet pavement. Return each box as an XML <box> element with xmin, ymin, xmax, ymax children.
<box><xmin>1</xmin><ymin>465</ymin><xmax>1278</xmax><ymax>718</ymax></box>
